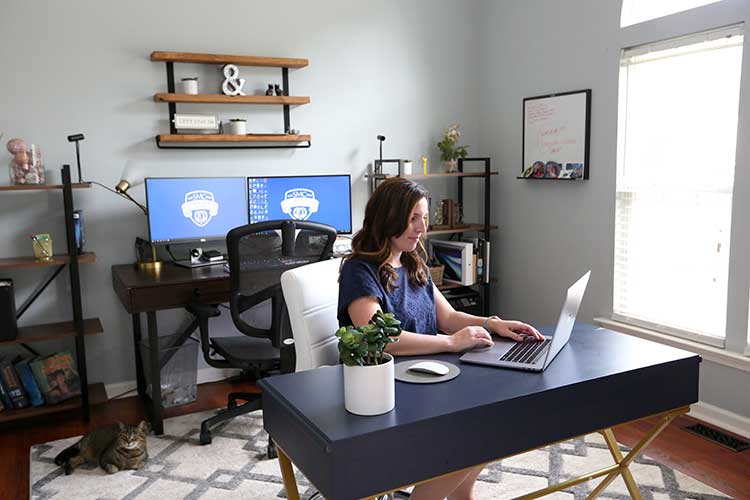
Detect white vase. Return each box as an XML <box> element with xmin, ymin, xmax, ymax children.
<box><xmin>443</xmin><ymin>160</ymin><xmax>458</xmax><ymax>173</ymax></box>
<box><xmin>343</xmin><ymin>353</ymin><xmax>395</xmax><ymax>416</ymax></box>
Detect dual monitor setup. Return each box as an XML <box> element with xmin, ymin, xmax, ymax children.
<box><xmin>145</xmin><ymin>174</ymin><xmax>352</xmax><ymax>266</ymax></box>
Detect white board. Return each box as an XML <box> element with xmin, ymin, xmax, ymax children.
<box><xmin>522</xmin><ymin>90</ymin><xmax>590</xmax><ymax>180</ymax></box>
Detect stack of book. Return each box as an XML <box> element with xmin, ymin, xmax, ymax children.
<box><xmin>0</xmin><ymin>351</ymin><xmax>81</xmax><ymax>412</ymax></box>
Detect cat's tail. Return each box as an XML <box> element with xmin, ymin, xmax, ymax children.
<box><xmin>54</xmin><ymin>443</ymin><xmax>80</xmax><ymax>466</ymax></box>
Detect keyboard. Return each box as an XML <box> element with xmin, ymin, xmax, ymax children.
<box><xmin>238</xmin><ymin>256</ymin><xmax>313</xmax><ymax>271</ymax></box>
<box><xmin>499</xmin><ymin>338</ymin><xmax>551</xmax><ymax>365</ymax></box>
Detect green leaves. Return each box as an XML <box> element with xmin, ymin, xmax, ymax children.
<box><xmin>437</xmin><ymin>124</ymin><xmax>469</xmax><ymax>161</ymax></box>
<box><xmin>335</xmin><ymin>311</ymin><xmax>403</xmax><ymax>366</ymax></box>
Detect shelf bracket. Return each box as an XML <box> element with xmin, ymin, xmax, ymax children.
<box><xmin>16</xmin><ymin>265</ymin><xmax>66</xmax><ymax>320</ymax></box>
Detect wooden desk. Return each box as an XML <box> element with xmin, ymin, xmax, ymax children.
<box><xmin>259</xmin><ymin>324</ymin><xmax>701</xmax><ymax>500</ymax></box>
<box><xmin>111</xmin><ymin>263</ymin><xmax>230</xmax><ymax>434</ymax></box>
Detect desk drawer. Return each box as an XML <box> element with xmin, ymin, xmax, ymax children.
<box><xmin>130</xmin><ymin>280</ymin><xmax>230</xmax><ymax>312</ymax></box>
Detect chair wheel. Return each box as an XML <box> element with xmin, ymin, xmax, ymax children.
<box><xmin>267</xmin><ymin>441</ymin><xmax>277</xmax><ymax>459</ymax></box>
<box><xmin>200</xmin><ymin>431</ymin><xmax>212</xmax><ymax>445</ymax></box>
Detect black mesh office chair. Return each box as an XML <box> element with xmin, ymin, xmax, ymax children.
<box><xmin>187</xmin><ymin>220</ymin><xmax>336</xmax><ymax>456</ymax></box>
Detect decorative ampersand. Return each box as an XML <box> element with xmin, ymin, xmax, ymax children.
<box><xmin>221</xmin><ymin>64</ymin><xmax>246</xmax><ymax>96</ymax></box>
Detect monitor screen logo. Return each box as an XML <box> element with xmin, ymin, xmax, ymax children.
<box><xmin>280</xmin><ymin>188</ymin><xmax>319</xmax><ymax>221</ymax></box>
<box><xmin>181</xmin><ymin>190</ymin><xmax>219</xmax><ymax>227</ymax></box>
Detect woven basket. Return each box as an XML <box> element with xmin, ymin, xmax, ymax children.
<box><xmin>429</xmin><ymin>265</ymin><xmax>445</xmax><ymax>286</ymax></box>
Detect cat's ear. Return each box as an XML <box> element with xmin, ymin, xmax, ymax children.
<box><xmin>117</xmin><ymin>422</ymin><xmax>126</xmax><ymax>431</ymax></box>
<box><xmin>137</xmin><ymin>420</ymin><xmax>151</xmax><ymax>433</ymax></box>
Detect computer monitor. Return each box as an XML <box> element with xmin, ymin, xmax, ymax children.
<box><xmin>247</xmin><ymin>174</ymin><xmax>352</xmax><ymax>233</ymax></box>
<box><xmin>145</xmin><ymin>177</ymin><xmax>248</xmax><ymax>245</ymax></box>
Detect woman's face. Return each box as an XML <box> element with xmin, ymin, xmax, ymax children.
<box><xmin>390</xmin><ymin>197</ymin><xmax>429</xmax><ymax>254</ymax></box>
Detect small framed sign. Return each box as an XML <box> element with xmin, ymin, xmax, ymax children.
<box><xmin>521</xmin><ymin>89</ymin><xmax>591</xmax><ymax>180</ymax></box>
<box><xmin>172</xmin><ymin>114</ymin><xmax>219</xmax><ymax>130</ymax></box>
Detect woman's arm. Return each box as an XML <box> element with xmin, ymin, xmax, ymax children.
<box><xmin>347</xmin><ymin>296</ymin><xmax>493</xmax><ymax>355</ymax></box>
<box><xmin>434</xmin><ymin>284</ymin><xmax>544</xmax><ymax>341</ymax></box>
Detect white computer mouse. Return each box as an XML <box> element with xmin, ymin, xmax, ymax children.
<box><xmin>408</xmin><ymin>361</ymin><xmax>450</xmax><ymax>376</ymax></box>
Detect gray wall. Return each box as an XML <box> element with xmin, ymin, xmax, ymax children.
<box><xmin>0</xmin><ymin>0</ymin><xmax>480</xmax><ymax>386</ymax></box>
<box><xmin>478</xmin><ymin>0</ymin><xmax>750</xmax><ymax>418</ymax></box>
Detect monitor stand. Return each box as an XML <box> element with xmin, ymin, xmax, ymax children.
<box><xmin>173</xmin><ymin>259</ymin><xmax>227</xmax><ymax>269</ymax></box>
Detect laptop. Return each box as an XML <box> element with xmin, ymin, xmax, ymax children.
<box><xmin>460</xmin><ymin>270</ymin><xmax>590</xmax><ymax>372</ymax></box>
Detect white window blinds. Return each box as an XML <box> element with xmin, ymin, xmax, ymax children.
<box><xmin>614</xmin><ymin>26</ymin><xmax>743</xmax><ymax>345</ymax></box>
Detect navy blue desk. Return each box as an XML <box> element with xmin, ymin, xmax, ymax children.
<box><xmin>259</xmin><ymin>324</ymin><xmax>700</xmax><ymax>500</ymax></box>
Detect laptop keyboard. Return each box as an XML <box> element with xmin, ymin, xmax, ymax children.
<box><xmin>499</xmin><ymin>338</ymin><xmax>551</xmax><ymax>365</ymax></box>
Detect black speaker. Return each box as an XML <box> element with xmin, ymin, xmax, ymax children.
<box><xmin>0</xmin><ymin>279</ymin><xmax>18</xmax><ymax>341</ymax></box>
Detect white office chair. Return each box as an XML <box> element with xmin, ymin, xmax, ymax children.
<box><xmin>281</xmin><ymin>258</ymin><xmax>407</xmax><ymax>500</ymax></box>
<box><xmin>280</xmin><ymin>257</ymin><xmax>342</xmax><ymax>372</ymax></box>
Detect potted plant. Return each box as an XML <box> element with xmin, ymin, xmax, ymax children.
<box><xmin>437</xmin><ymin>124</ymin><xmax>469</xmax><ymax>173</ymax></box>
<box><xmin>336</xmin><ymin>311</ymin><xmax>402</xmax><ymax>416</ymax></box>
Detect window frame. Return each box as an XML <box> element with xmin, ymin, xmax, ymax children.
<box><xmin>612</xmin><ymin>0</ymin><xmax>750</xmax><ymax>358</ymax></box>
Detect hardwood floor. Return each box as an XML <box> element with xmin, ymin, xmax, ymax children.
<box><xmin>2</xmin><ymin>380</ymin><xmax>748</xmax><ymax>499</ymax></box>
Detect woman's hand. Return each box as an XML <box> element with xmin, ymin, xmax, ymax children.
<box><xmin>488</xmin><ymin>318</ymin><xmax>544</xmax><ymax>342</ymax></box>
<box><xmin>448</xmin><ymin>326</ymin><xmax>494</xmax><ymax>352</ymax></box>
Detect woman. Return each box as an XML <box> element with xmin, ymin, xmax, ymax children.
<box><xmin>338</xmin><ymin>177</ymin><xmax>542</xmax><ymax>500</ymax></box>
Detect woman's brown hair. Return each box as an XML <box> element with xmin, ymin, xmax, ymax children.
<box><xmin>347</xmin><ymin>177</ymin><xmax>430</xmax><ymax>293</ymax></box>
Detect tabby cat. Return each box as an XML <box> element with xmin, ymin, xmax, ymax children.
<box><xmin>54</xmin><ymin>420</ymin><xmax>149</xmax><ymax>474</ymax></box>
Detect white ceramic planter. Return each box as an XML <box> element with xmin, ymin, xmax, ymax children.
<box><xmin>343</xmin><ymin>353</ymin><xmax>395</xmax><ymax>416</ymax></box>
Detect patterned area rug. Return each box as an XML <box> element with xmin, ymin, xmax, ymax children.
<box><xmin>31</xmin><ymin>409</ymin><xmax>731</xmax><ymax>500</ymax></box>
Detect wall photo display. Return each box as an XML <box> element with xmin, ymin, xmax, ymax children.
<box><xmin>521</xmin><ymin>89</ymin><xmax>591</xmax><ymax>180</ymax></box>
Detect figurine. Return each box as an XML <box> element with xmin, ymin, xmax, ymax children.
<box><xmin>274</xmin><ymin>84</ymin><xmax>283</xmax><ymax>96</ymax></box>
<box><xmin>265</xmin><ymin>84</ymin><xmax>274</xmax><ymax>96</ymax></box>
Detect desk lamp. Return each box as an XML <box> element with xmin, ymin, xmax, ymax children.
<box><xmin>112</xmin><ymin>161</ymin><xmax>161</xmax><ymax>271</ymax></box>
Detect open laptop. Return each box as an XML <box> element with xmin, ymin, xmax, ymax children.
<box><xmin>460</xmin><ymin>270</ymin><xmax>590</xmax><ymax>372</ymax></box>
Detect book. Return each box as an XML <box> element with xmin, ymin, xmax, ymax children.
<box><xmin>0</xmin><ymin>377</ymin><xmax>11</xmax><ymax>410</ymax></box>
<box><xmin>0</xmin><ymin>356</ymin><xmax>30</xmax><ymax>409</ymax></box>
<box><xmin>15</xmin><ymin>357</ymin><xmax>45</xmax><ymax>407</ymax></box>
<box><xmin>30</xmin><ymin>351</ymin><xmax>81</xmax><ymax>404</ymax></box>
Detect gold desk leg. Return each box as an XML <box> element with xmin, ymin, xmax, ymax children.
<box><xmin>601</xmin><ymin>429</ymin><xmax>642</xmax><ymax>500</ymax></box>
<box><xmin>276</xmin><ymin>442</ymin><xmax>301</xmax><ymax>500</ymax></box>
<box><xmin>586</xmin><ymin>408</ymin><xmax>686</xmax><ymax>500</ymax></box>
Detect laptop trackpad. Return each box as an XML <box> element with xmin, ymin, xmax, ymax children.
<box><xmin>469</xmin><ymin>338</ymin><xmax>514</xmax><ymax>356</ymax></box>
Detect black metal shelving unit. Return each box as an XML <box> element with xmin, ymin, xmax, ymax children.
<box><xmin>368</xmin><ymin>157</ymin><xmax>496</xmax><ymax>316</ymax></box>
<box><xmin>0</xmin><ymin>164</ymin><xmax>105</xmax><ymax>425</ymax></box>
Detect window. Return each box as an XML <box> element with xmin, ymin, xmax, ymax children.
<box><xmin>614</xmin><ymin>26</ymin><xmax>743</xmax><ymax>345</ymax></box>
<box><xmin>620</xmin><ymin>0</ymin><xmax>723</xmax><ymax>27</ymax></box>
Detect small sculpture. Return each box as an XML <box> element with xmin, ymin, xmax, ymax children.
<box><xmin>221</xmin><ymin>64</ymin><xmax>246</xmax><ymax>96</ymax></box>
<box><xmin>274</xmin><ymin>84</ymin><xmax>283</xmax><ymax>96</ymax></box>
<box><xmin>265</xmin><ymin>84</ymin><xmax>274</xmax><ymax>96</ymax></box>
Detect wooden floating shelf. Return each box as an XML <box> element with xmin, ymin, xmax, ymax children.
<box><xmin>426</xmin><ymin>224</ymin><xmax>497</xmax><ymax>236</ymax></box>
<box><xmin>0</xmin><ymin>318</ymin><xmax>103</xmax><ymax>347</ymax></box>
<box><xmin>157</xmin><ymin>134</ymin><xmax>311</xmax><ymax>143</ymax></box>
<box><xmin>150</xmin><ymin>51</ymin><xmax>308</xmax><ymax>68</ymax></box>
<box><xmin>0</xmin><ymin>382</ymin><xmax>107</xmax><ymax>424</ymax></box>
<box><xmin>437</xmin><ymin>282</ymin><xmax>464</xmax><ymax>291</ymax></box>
<box><xmin>516</xmin><ymin>176</ymin><xmax>583</xmax><ymax>181</ymax></box>
<box><xmin>0</xmin><ymin>252</ymin><xmax>96</xmax><ymax>270</ymax></box>
<box><xmin>154</xmin><ymin>93</ymin><xmax>310</xmax><ymax>105</ymax></box>
<box><xmin>0</xmin><ymin>183</ymin><xmax>91</xmax><ymax>191</ymax></box>
<box><xmin>403</xmin><ymin>172</ymin><xmax>499</xmax><ymax>179</ymax></box>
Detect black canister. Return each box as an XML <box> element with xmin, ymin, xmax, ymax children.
<box><xmin>0</xmin><ymin>279</ymin><xmax>18</xmax><ymax>341</ymax></box>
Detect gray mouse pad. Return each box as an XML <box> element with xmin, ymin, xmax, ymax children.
<box><xmin>394</xmin><ymin>360</ymin><xmax>461</xmax><ymax>384</ymax></box>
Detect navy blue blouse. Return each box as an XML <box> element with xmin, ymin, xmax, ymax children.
<box><xmin>338</xmin><ymin>258</ymin><xmax>437</xmax><ymax>335</ymax></box>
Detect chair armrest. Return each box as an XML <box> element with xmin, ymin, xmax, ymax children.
<box><xmin>280</xmin><ymin>338</ymin><xmax>296</xmax><ymax>374</ymax></box>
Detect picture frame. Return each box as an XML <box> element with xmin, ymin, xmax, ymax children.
<box><xmin>521</xmin><ymin>89</ymin><xmax>591</xmax><ymax>180</ymax></box>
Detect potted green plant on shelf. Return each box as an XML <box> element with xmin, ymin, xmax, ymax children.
<box><xmin>336</xmin><ymin>311</ymin><xmax>402</xmax><ymax>416</ymax></box>
<box><xmin>437</xmin><ymin>123</ymin><xmax>469</xmax><ymax>173</ymax></box>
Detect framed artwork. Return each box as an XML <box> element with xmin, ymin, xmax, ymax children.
<box><xmin>521</xmin><ymin>89</ymin><xmax>591</xmax><ymax>180</ymax></box>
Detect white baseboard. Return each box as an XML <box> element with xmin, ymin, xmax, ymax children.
<box><xmin>104</xmin><ymin>367</ymin><xmax>242</xmax><ymax>401</ymax></box>
<box><xmin>689</xmin><ymin>401</ymin><xmax>750</xmax><ymax>439</ymax></box>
